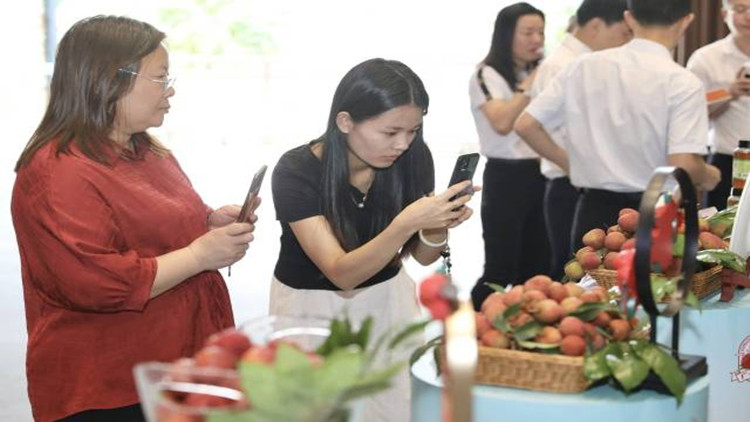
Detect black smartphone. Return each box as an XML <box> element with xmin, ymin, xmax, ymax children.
<box><xmin>448</xmin><ymin>153</ymin><xmax>480</xmax><ymax>200</ymax></box>
<box><xmin>237</xmin><ymin>165</ymin><xmax>267</xmax><ymax>223</ymax></box>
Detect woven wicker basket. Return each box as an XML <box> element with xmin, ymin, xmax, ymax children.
<box><xmin>587</xmin><ymin>265</ymin><xmax>723</xmax><ymax>300</ymax></box>
<box><xmin>475</xmin><ymin>346</ymin><xmax>589</xmax><ymax>393</ymax></box>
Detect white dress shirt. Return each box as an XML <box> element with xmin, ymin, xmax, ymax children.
<box><xmin>687</xmin><ymin>35</ymin><xmax>750</xmax><ymax>155</ymax></box>
<box><xmin>469</xmin><ymin>65</ymin><xmax>538</xmax><ymax>160</ymax></box>
<box><xmin>529</xmin><ymin>34</ymin><xmax>592</xmax><ymax>179</ymax></box>
<box><xmin>526</xmin><ymin>38</ymin><xmax>709</xmax><ymax>192</ymax></box>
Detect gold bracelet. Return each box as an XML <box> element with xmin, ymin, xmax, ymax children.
<box><xmin>418</xmin><ymin>229</ymin><xmax>449</xmax><ymax>248</ymax></box>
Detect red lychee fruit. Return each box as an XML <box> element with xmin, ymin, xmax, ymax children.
<box><xmin>560</xmin><ymin>335</ymin><xmax>586</xmax><ymax>356</ymax></box>
<box><xmin>603</xmin><ymin>251</ymin><xmax>620</xmax><ymax>269</ymax></box>
<box><xmin>205</xmin><ymin>328</ymin><xmax>253</xmax><ymax>358</ymax></box>
<box><xmin>524</xmin><ymin>275</ymin><xmax>553</xmax><ymax>295</ymax></box>
<box><xmin>548</xmin><ymin>282</ymin><xmax>569</xmax><ymax>303</ymax></box>
<box><xmin>559</xmin><ymin>316</ymin><xmax>585</xmax><ymax>337</ymax></box>
<box><xmin>604</xmin><ymin>232</ymin><xmax>627</xmax><ymax>252</ymax></box>
<box><xmin>564</xmin><ymin>261</ymin><xmax>585</xmax><ymax>280</ymax></box>
<box><xmin>621</xmin><ymin>238</ymin><xmax>636</xmax><ymax>251</ymax></box>
<box><xmin>195</xmin><ymin>345</ymin><xmax>239</xmax><ymax>369</ymax></box>
<box><xmin>475</xmin><ymin>312</ymin><xmax>492</xmax><ymax>337</ymax></box>
<box><xmin>531</xmin><ymin>299</ymin><xmax>565</xmax><ymax>324</ymax></box>
<box><xmin>576</xmin><ymin>246</ymin><xmax>595</xmax><ymax>262</ymax></box>
<box><xmin>579</xmin><ymin>252</ymin><xmax>602</xmax><ymax>271</ymax></box>
<box><xmin>560</xmin><ymin>296</ymin><xmax>584</xmax><ymax>314</ymax></box>
<box><xmin>609</xmin><ymin>319</ymin><xmax>632</xmax><ymax>341</ymax></box>
<box><xmin>618</xmin><ymin>212</ymin><xmax>639</xmax><ymax>232</ymax></box>
<box><xmin>535</xmin><ymin>326</ymin><xmax>563</xmax><ymax>345</ymax></box>
<box><xmin>582</xmin><ymin>228</ymin><xmax>606</xmax><ymax>249</ymax></box>
<box><xmin>593</xmin><ymin>311</ymin><xmax>612</xmax><ymax>328</ymax></box>
<box><xmin>481</xmin><ymin>329</ymin><xmax>511</xmax><ymax>349</ymax></box>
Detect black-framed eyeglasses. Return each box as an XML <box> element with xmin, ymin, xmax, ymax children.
<box><xmin>118</xmin><ymin>68</ymin><xmax>176</xmax><ymax>92</ymax></box>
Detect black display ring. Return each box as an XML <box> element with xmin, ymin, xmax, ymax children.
<box><xmin>634</xmin><ymin>166</ymin><xmax>698</xmax><ymax>317</ymax></box>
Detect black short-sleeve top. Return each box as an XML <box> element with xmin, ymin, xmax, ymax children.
<box><xmin>272</xmin><ymin>141</ymin><xmax>434</xmax><ymax>290</ymax></box>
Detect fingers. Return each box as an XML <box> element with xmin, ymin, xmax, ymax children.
<box><xmin>222</xmin><ymin>222</ymin><xmax>255</xmax><ymax>235</ymax></box>
<box><xmin>439</xmin><ymin>180</ymin><xmax>473</xmax><ymax>200</ymax></box>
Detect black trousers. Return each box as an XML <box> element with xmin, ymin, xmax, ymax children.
<box><xmin>570</xmin><ymin>188</ymin><xmax>642</xmax><ymax>253</ymax></box>
<box><xmin>706</xmin><ymin>152</ymin><xmax>732</xmax><ymax>211</ymax></box>
<box><xmin>472</xmin><ymin>158</ymin><xmax>549</xmax><ymax>310</ymax></box>
<box><xmin>544</xmin><ymin>177</ymin><xmax>579</xmax><ymax>280</ymax></box>
<box><xmin>58</xmin><ymin>404</ymin><xmax>145</xmax><ymax>422</ymax></box>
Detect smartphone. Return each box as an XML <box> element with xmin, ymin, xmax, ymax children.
<box><xmin>237</xmin><ymin>165</ymin><xmax>267</xmax><ymax>223</ymax></box>
<box><xmin>448</xmin><ymin>153</ymin><xmax>480</xmax><ymax>201</ymax></box>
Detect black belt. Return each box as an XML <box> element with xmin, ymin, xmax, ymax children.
<box><xmin>579</xmin><ymin>188</ymin><xmax>643</xmax><ymax>202</ymax></box>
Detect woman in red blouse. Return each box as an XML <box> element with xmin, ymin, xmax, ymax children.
<box><xmin>11</xmin><ymin>16</ymin><xmax>256</xmax><ymax>422</ymax></box>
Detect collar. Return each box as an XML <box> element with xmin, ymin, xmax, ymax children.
<box><xmin>721</xmin><ymin>34</ymin><xmax>750</xmax><ymax>59</ymax></box>
<box><xmin>563</xmin><ymin>34</ymin><xmax>593</xmax><ymax>55</ymax></box>
<box><xmin>625</xmin><ymin>38</ymin><xmax>673</xmax><ymax>61</ymax></box>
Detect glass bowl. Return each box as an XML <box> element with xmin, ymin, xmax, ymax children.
<box><xmin>134</xmin><ymin>315</ymin><xmax>366</xmax><ymax>422</ymax></box>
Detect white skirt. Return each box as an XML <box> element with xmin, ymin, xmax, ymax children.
<box><xmin>270</xmin><ymin>267</ymin><xmax>421</xmax><ymax>422</ymax></box>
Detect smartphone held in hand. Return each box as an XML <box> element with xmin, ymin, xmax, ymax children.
<box><xmin>237</xmin><ymin>165</ymin><xmax>267</xmax><ymax>223</ymax></box>
<box><xmin>448</xmin><ymin>153</ymin><xmax>480</xmax><ymax>200</ymax></box>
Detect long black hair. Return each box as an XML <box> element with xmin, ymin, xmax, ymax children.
<box><xmin>318</xmin><ymin>58</ymin><xmax>432</xmax><ymax>252</ymax></box>
<box><xmin>483</xmin><ymin>2</ymin><xmax>545</xmax><ymax>90</ymax></box>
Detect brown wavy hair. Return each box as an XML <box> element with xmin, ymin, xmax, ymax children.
<box><xmin>15</xmin><ymin>15</ymin><xmax>169</xmax><ymax>171</ymax></box>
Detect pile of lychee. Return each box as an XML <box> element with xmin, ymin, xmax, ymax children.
<box><xmin>157</xmin><ymin>328</ymin><xmax>318</xmax><ymax>420</ymax></box>
<box><xmin>564</xmin><ymin>208</ymin><xmax>728</xmax><ymax>281</ymax></box>
<box><xmin>475</xmin><ymin>275</ymin><xmax>641</xmax><ymax>357</ymax></box>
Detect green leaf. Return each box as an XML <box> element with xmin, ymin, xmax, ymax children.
<box><xmin>569</xmin><ymin>302</ymin><xmax>611</xmax><ymax>322</ymax></box>
<box><xmin>650</xmin><ymin>274</ymin><xmax>677</xmax><ymax>302</ymax></box>
<box><xmin>631</xmin><ymin>340</ymin><xmax>686</xmax><ymax>403</ymax></box>
<box><xmin>516</xmin><ymin>340</ymin><xmax>560</xmax><ymax>351</ymax></box>
<box><xmin>673</xmin><ymin>233</ymin><xmax>685</xmax><ymax>257</ymax></box>
<box><xmin>341</xmin><ymin>362</ymin><xmax>403</xmax><ymax>402</ymax></box>
<box><xmin>697</xmin><ymin>249</ymin><xmax>745</xmax><ymax>273</ymax></box>
<box><xmin>433</xmin><ymin>346</ymin><xmax>443</xmax><ymax>377</ymax></box>
<box><xmin>503</xmin><ymin>302</ymin><xmax>522</xmax><ymax>320</ymax></box>
<box><xmin>685</xmin><ymin>291</ymin><xmax>700</xmax><ymax>310</ymax></box>
<box><xmin>584</xmin><ymin>344</ymin><xmax>615</xmax><ymax>382</ymax></box>
<box><xmin>389</xmin><ymin>319</ymin><xmax>430</xmax><ymax>350</ymax></box>
<box><xmin>312</xmin><ymin>347</ymin><xmax>364</xmax><ymax>397</ymax></box>
<box><xmin>485</xmin><ymin>282</ymin><xmax>506</xmax><ymax>293</ymax></box>
<box><xmin>492</xmin><ymin>314</ymin><xmax>511</xmax><ymax>333</ymax></box>
<box><xmin>410</xmin><ymin>335</ymin><xmax>443</xmax><ymax>366</ymax></box>
<box><xmin>274</xmin><ymin>343</ymin><xmax>313</xmax><ymax>373</ymax></box>
<box><xmin>604</xmin><ymin>343</ymin><xmax>650</xmax><ymax>393</ymax></box>
<box><xmin>512</xmin><ymin>320</ymin><xmax>544</xmax><ymax>341</ymax></box>
<box><xmin>356</xmin><ymin>317</ymin><xmax>373</xmax><ymax>350</ymax></box>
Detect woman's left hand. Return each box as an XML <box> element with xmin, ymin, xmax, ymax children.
<box><xmin>208</xmin><ymin>204</ymin><xmax>259</xmax><ymax>231</ymax></box>
<box><xmin>447</xmin><ymin>203</ymin><xmax>474</xmax><ymax>229</ymax></box>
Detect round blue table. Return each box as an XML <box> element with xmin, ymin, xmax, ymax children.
<box><xmin>654</xmin><ymin>288</ymin><xmax>750</xmax><ymax>422</ymax></box>
<box><xmin>411</xmin><ymin>350</ymin><xmax>708</xmax><ymax>422</ymax></box>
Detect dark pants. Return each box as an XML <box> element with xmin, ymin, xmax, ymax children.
<box><xmin>58</xmin><ymin>404</ymin><xmax>145</xmax><ymax>422</ymax></box>
<box><xmin>571</xmin><ymin>188</ymin><xmax>643</xmax><ymax>253</ymax></box>
<box><xmin>472</xmin><ymin>158</ymin><xmax>549</xmax><ymax>310</ymax></box>
<box><xmin>706</xmin><ymin>153</ymin><xmax>732</xmax><ymax>211</ymax></box>
<box><xmin>544</xmin><ymin>177</ymin><xmax>579</xmax><ymax>280</ymax></box>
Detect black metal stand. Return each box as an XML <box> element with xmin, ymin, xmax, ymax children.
<box><xmin>632</xmin><ymin>167</ymin><xmax>707</xmax><ymax>394</ymax></box>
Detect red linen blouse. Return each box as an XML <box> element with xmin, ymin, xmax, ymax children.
<box><xmin>11</xmin><ymin>142</ymin><xmax>234</xmax><ymax>422</ymax></box>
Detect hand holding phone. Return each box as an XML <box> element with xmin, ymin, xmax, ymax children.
<box><xmin>448</xmin><ymin>153</ymin><xmax>480</xmax><ymax>201</ymax></box>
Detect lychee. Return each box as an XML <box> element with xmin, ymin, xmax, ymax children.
<box><xmin>559</xmin><ymin>316</ymin><xmax>585</xmax><ymax>337</ymax></box>
<box><xmin>608</xmin><ymin>319</ymin><xmax>632</xmax><ymax>341</ymax></box>
<box><xmin>560</xmin><ymin>296</ymin><xmax>584</xmax><ymax>314</ymax></box>
<box><xmin>618</xmin><ymin>211</ymin><xmax>639</xmax><ymax>232</ymax></box>
<box><xmin>548</xmin><ymin>282</ymin><xmax>569</xmax><ymax>302</ymax></box>
<box><xmin>535</xmin><ymin>326</ymin><xmax>563</xmax><ymax>345</ymax></box>
<box><xmin>604</xmin><ymin>232</ymin><xmax>627</xmax><ymax>252</ymax></box>
<box><xmin>531</xmin><ymin>299</ymin><xmax>565</xmax><ymax>324</ymax></box>
<box><xmin>563</xmin><ymin>283</ymin><xmax>584</xmax><ymax>298</ymax></box>
<box><xmin>481</xmin><ymin>329</ymin><xmax>511</xmax><ymax>349</ymax></box>
<box><xmin>564</xmin><ymin>261</ymin><xmax>585</xmax><ymax>280</ymax></box>
<box><xmin>582</xmin><ymin>228</ymin><xmax>606</xmax><ymax>249</ymax></box>
<box><xmin>560</xmin><ymin>335</ymin><xmax>586</xmax><ymax>356</ymax></box>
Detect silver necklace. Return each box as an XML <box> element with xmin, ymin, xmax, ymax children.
<box><xmin>351</xmin><ymin>191</ymin><xmax>367</xmax><ymax>208</ymax></box>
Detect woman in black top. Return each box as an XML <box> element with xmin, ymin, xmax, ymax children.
<box><xmin>270</xmin><ymin>58</ymin><xmax>477</xmax><ymax>421</ymax></box>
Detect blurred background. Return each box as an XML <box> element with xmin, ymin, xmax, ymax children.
<box><xmin>0</xmin><ymin>1</ymin><xmax>577</xmax><ymax>419</ymax></box>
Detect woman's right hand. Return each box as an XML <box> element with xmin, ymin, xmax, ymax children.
<box><xmin>188</xmin><ymin>222</ymin><xmax>255</xmax><ymax>271</ymax></box>
<box><xmin>396</xmin><ymin>181</ymin><xmax>478</xmax><ymax>233</ymax></box>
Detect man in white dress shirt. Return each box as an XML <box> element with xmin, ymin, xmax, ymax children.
<box><xmin>530</xmin><ymin>0</ymin><xmax>631</xmax><ymax>279</ymax></box>
<box><xmin>515</xmin><ymin>0</ymin><xmax>720</xmax><ymax>251</ymax></box>
<box><xmin>687</xmin><ymin>0</ymin><xmax>750</xmax><ymax>210</ymax></box>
